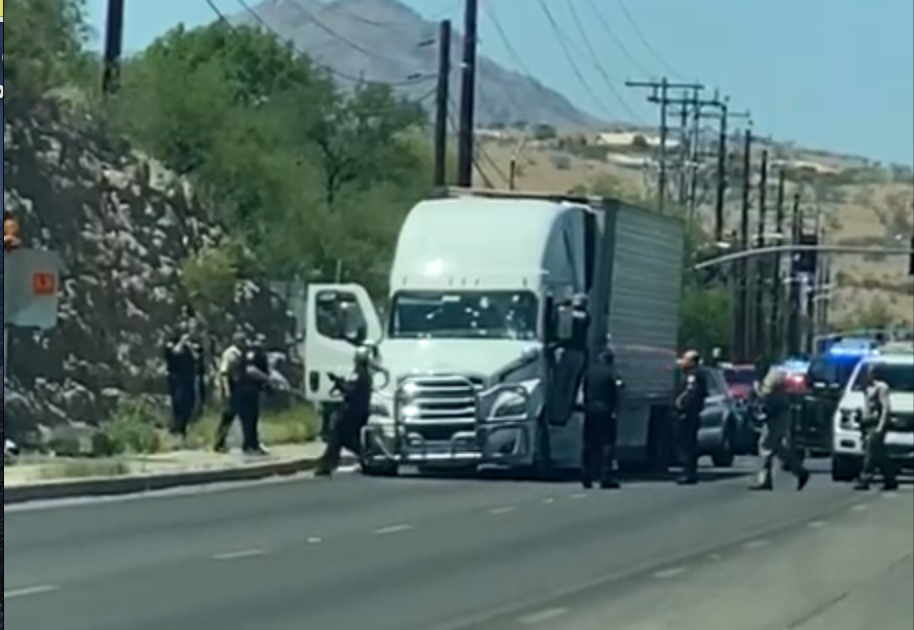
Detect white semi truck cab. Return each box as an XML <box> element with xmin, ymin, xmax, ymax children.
<box><xmin>304</xmin><ymin>188</ymin><xmax>685</xmax><ymax>476</ymax></box>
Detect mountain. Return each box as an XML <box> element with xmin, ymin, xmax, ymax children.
<box><xmin>233</xmin><ymin>0</ymin><xmax>605</xmax><ymax>129</ymax></box>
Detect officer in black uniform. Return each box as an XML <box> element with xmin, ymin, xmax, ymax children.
<box><xmin>581</xmin><ymin>348</ymin><xmax>621</xmax><ymax>489</ymax></box>
<box><xmin>316</xmin><ymin>346</ymin><xmax>375</xmax><ymax>477</ymax></box>
<box><xmin>674</xmin><ymin>350</ymin><xmax>709</xmax><ymax>485</ymax></box>
<box><xmin>214</xmin><ymin>333</ymin><xmax>270</xmax><ymax>454</ymax></box>
<box><xmin>163</xmin><ymin>318</ymin><xmax>205</xmax><ymax>440</ymax></box>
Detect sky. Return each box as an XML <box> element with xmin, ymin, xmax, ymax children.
<box><xmin>84</xmin><ymin>0</ymin><xmax>914</xmax><ymax>165</ymax></box>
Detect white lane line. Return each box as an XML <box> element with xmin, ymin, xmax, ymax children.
<box><xmin>852</xmin><ymin>504</ymin><xmax>868</xmax><ymax>512</ymax></box>
<box><xmin>653</xmin><ymin>567</ymin><xmax>687</xmax><ymax>579</ymax></box>
<box><xmin>542</xmin><ymin>497</ymin><xmax>555</xmax><ymax>504</ymax></box>
<box><xmin>213</xmin><ymin>549</ymin><xmax>266</xmax><ymax>561</ymax></box>
<box><xmin>4</xmin><ymin>585</ymin><xmax>59</xmax><ymax>599</ymax></box>
<box><xmin>307</xmin><ymin>536</ymin><xmax>323</xmax><ymax>544</ymax></box>
<box><xmin>569</xmin><ymin>493</ymin><xmax>587</xmax><ymax>500</ymax></box>
<box><xmin>744</xmin><ymin>539</ymin><xmax>770</xmax><ymax>550</ymax></box>
<box><xmin>808</xmin><ymin>520</ymin><xmax>827</xmax><ymax>528</ymax></box>
<box><xmin>490</xmin><ymin>506</ymin><xmax>516</xmax><ymax>515</ymax></box>
<box><xmin>518</xmin><ymin>607</ymin><xmax>568</xmax><ymax>624</ymax></box>
<box><xmin>374</xmin><ymin>524</ymin><xmax>413</xmax><ymax>535</ymax></box>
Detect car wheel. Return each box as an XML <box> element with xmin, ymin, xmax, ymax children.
<box><xmin>831</xmin><ymin>455</ymin><xmax>861</xmax><ymax>483</ymax></box>
<box><xmin>711</xmin><ymin>422</ymin><xmax>736</xmax><ymax>468</ymax></box>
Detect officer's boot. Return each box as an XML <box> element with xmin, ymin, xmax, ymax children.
<box><xmin>749</xmin><ymin>464</ymin><xmax>774</xmax><ymax>491</ymax></box>
<box><xmin>881</xmin><ymin>464</ymin><xmax>899</xmax><ymax>491</ymax></box>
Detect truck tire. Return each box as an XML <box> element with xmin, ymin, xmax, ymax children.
<box><xmin>831</xmin><ymin>455</ymin><xmax>861</xmax><ymax>483</ymax></box>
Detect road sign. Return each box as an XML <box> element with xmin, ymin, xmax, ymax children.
<box><xmin>4</xmin><ymin>248</ymin><xmax>63</xmax><ymax>329</ymax></box>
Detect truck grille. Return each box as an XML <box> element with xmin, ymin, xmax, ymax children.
<box><xmin>398</xmin><ymin>375</ymin><xmax>483</xmax><ymax>424</ymax></box>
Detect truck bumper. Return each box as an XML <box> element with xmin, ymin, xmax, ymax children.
<box><xmin>361</xmin><ymin>421</ymin><xmax>535</xmax><ymax>469</ymax></box>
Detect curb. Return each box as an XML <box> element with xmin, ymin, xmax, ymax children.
<box><xmin>4</xmin><ymin>455</ymin><xmax>356</xmax><ymax>504</ymax></box>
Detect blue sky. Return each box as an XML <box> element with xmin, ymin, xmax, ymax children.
<box><xmin>85</xmin><ymin>0</ymin><xmax>913</xmax><ymax>164</ymax></box>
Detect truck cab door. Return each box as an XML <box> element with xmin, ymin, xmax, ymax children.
<box><xmin>305</xmin><ymin>284</ymin><xmax>382</xmax><ymax>404</ymax></box>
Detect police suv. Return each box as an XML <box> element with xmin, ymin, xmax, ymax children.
<box><xmin>831</xmin><ymin>343</ymin><xmax>914</xmax><ymax>482</ymax></box>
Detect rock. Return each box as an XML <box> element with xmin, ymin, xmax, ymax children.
<box><xmin>3</xmin><ymin>99</ymin><xmax>297</xmax><ymax>439</ymax></box>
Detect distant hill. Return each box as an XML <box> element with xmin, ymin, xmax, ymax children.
<box><xmin>234</xmin><ymin>0</ymin><xmax>604</xmax><ymax>129</ymax></box>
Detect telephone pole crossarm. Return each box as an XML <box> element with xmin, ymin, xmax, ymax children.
<box><xmin>694</xmin><ymin>244</ymin><xmax>914</xmax><ymax>270</ymax></box>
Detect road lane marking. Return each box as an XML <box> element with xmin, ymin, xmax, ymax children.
<box><xmin>490</xmin><ymin>506</ymin><xmax>516</xmax><ymax>515</ymax></box>
<box><xmin>542</xmin><ymin>497</ymin><xmax>555</xmax><ymax>504</ymax></box>
<box><xmin>808</xmin><ymin>520</ymin><xmax>827</xmax><ymax>528</ymax></box>
<box><xmin>374</xmin><ymin>524</ymin><xmax>413</xmax><ymax>535</ymax></box>
<box><xmin>307</xmin><ymin>536</ymin><xmax>323</xmax><ymax>544</ymax></box>
<box><xmin>852</xmin><ymin>503</ymin><xmax>868</xmax><ymax>512</ymax></box>
<box><xmin>4</xmin><ymin>585</ymin><xmax>58</xmax><ymax>599</ymax></box>
<box><xmin>213</xmin><ymin>549</ymin><xmax>266</xmax><ymax>561</ymax></box>
<box><xmin>518</xmin><ymin>608</ymin><xmax>568</xmax><ymax>624</ymax></box>
<box><xmin>743</xmin><ymin>539</ymin><xmax>770</xmax><ymax>550</ymax></box>
<box><xmin>569</xmin><ymin>493</ymin><xmax>586</xmax><ymax>500</ymax></box>
<box><xmin>653</xmin><ymin>567</ymin><xmax>686</xmax><ymax>579</ymax></box>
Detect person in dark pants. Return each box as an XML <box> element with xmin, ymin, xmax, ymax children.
<box><xmin>164</xmin><ymin>319</ymin><xmax>205</xmax><ymax>441</ymax></box>
<box><xmin>855</xmin><ymin>364</ymin><xmax>898</xmax><ymax>492</ymax></box>
<box><xmin>581</xmin><ymin>348</ymin><xmax>621</xmax><ymax>489</ymax></box>
<box><xmin>674</xmin><ymin>350</ymin><xmax>709</xmax><ymax>485</ymax></box>
<box><xmin>214</xmin><ymin>333</ymin><xmax>270</xmax><ymax>454</ymax></box>
<box><xmin>316</xmin><ymin>346</ymin><xmax>376</xmax><ymax>477</ymax></box>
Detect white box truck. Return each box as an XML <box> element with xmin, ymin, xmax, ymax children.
<box><xmin>304</xmin><ymin>188</ymin><xmax>685</xmax><ymax>476</ymax></box>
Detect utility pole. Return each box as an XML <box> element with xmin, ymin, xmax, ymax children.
<box><xmin>787</xmin><ymin>193</ymin><xmax>803</xmax><ymax>356</ymax></box>
<box><xmin>432</xmin><ymin>20</ymin><xmax>452</xmax><ymax>188</ymax></box>
<box><xmin>102</xmin><ymin>0</ymin><xmax>126</xmax><ymax>94</ymax></box>
<box><xmin>734</xmin><ymin>127</ymin><xmax>753</xmax><ymax>362</ymax></box>
<box><xmin>752</xmin><ymin>149</ymin><xmax>769</xmax><ymax>361</ymax></box>
<box><xmin>768</xmin><ymin>167</ymin><xmax>786</xmax><ymax>358</ymax></box>
<box><xmin>456</xmin><ymin>0</ymin><xmax>479</xmax><ymax>187</ymax></box>
<box><xmin>626</xmin><ymin>78</ymin><xmax>703</xmax><ymax>212</ymax></box>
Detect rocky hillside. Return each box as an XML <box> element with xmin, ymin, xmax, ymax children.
<box><xmin>235</xmin><ymin>0</ymin><xmax>603</xmax><ymax>129</ymax></box>
<box><xmin>2</xmin><ymin>99</ymin><xmax>295</xmax><ymax>443</ymax></box>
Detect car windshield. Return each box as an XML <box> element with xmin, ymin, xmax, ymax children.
<box><xmin>388</xmin><ymin>290</ymin><xmax>539</xmax><ymax>340</ymax></box>
<box><xmin>807</xmin><ymin>355</ymin><xmax>861</xmax><ymax>387</ymax></box>
<box><xmin>723</xmin><ymin>368</ymin><xmax>757</xmax><ymax>386</ymax></box>
<box><xmin>851</xmin><ymin>362</ymin><xmax>914</xmax><ymax>392</ymax></box>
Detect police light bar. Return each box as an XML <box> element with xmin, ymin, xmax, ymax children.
<box><xmin>827</xmin><ymin>344</ymin><xmax>874</xmax><ymax>359</ymax></box>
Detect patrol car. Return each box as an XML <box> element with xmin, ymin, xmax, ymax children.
<box><xmin>830</xmin><ymin>343</ymin><xmax>914</xmax><ymax>482</ymax></box>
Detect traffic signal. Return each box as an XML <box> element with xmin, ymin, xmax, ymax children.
<box><xmin>4</xmin><ymin>214</ymin><xmax>21</xmax><ymax>251</ymax></box>
<box><xmin>792</xmin><ymin>232</ymin><xmax>818</xmax><ymax>274</ymax></box>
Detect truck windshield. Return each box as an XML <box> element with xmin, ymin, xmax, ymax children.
<box><xmin>851</xmin><ymin>362</ymin><xmax>914</xmax><ymax>392</ymax></box>
<box><xmin>388</xmin><ymin>291</ymin><xmax>539</xmax><ymax>340</ymax></box>
<box><xmin>807</xmin><ymin>355</ymin><xmax>860</xmax><ymax>387</ymax></box>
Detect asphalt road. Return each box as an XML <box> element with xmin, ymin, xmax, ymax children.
<box><xmin>5</xmin><ymin>460</ymin><xmax>911</xmax><ymax>630</ymax></box>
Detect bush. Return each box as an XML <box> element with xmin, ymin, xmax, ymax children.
<box><xmin>98</xmin><ymin>398</ymin><xmax>165</xmax><ymax>455</ymax></box>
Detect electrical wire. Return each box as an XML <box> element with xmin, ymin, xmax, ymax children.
<box><xmin>210</xmin><ymin>0</ymin><xmax>429</xmax><ymax>86</ymax></box>
<box><xmin>564</xmin><ymin>0</ymin><xmax>644</xmax><ymax>122</ymax></box>
<box><xmin>613</xmin><ymin>0</ymin><xmax>685</xmax><ymax>80</ymax></box>
<box><xmin>535</xmin><ymin>0</ymin><xmax>617</xmax><ymax>121</ymax></box>
<box><xmin>582</xmin><ymin>0</ymin><xmax>653</xmax><ymax>77</ymax></box>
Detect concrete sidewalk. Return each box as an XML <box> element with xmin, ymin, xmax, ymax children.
<box><xmin>3</xmin><ymin>443</ymin><xmax>341</xmax><ymax>504</ymax></box>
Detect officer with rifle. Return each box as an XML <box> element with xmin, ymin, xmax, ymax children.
<box><xmin>316</xmin><ymin>345</ymin><xmax>388</xmax><ymax>477</ymax></box>
<box><xmin>855</xmin><ymin>364</ymin><xmax>899</xmax><ymax>491</ymax></box>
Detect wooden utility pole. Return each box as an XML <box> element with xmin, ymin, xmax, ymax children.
<box><xmin>432</xmin><ymin>20</ymin><xmax>452</xmax><ymax>187</ymax></box>
<box><xmin>102</xmin><ymin>0</ymin><xmax>125</xmax><ymax>94</ymax></box>
<box><xmin>456</xmin><ymin>0</ymin><xmax>478</xmax><ymax>187</ymax></box>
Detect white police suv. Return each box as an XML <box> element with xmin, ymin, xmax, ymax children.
<box><xmin>831</xmin><ymin>343</ymin><xmax>914</xmax><ymax>482</ymax></box>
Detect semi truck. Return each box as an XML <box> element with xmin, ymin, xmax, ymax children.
<box><xmin>303</xmin><ymin>188</ymin><xmax>685</xmax><ymax>477</ymax></box>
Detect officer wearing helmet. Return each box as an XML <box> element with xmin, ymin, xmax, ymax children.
<box><xmin>581</xmin><ymin>346</ymin><xmax>622</xmax><ymax>489</ymax></box>
<box><xmin>316</xmin><ymin>345</ymin><xmax>378</xmax><ymax>477</ymax></box>
<box><xmin>674</xmin><ymin>350</ymin><xmax>709</xmax><ymax>485</ymax></box>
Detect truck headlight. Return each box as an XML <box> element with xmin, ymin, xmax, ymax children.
<box><xmin>492</xmin><ymin>391</ymin><xmax>528</xmax><ymax>419</ymax></box>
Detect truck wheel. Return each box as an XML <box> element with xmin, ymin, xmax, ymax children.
<box><xmin>831</xmin><ymin>455</ymin><xmax>861</xmax><ymax>483</ymax></box>
<box><xmin>711</xmin><ymin>422</ymin><xmax>736</xmax><ymax>468</ymax></box>
<box><xmin>361</xmin><ymin>461</ymin><xmax>398</xmax><ymax>477</ymax></box>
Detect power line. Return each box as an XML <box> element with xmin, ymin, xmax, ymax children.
<box><xmin>564</xmin><ymin>0</ymin><xmax>643</xmax><ymax>122</ymax></box>
<box><xmin>224</xmin><ymin>0</ymin><xmax>429</xmax><ymax>86</ymax></box>
<box><xmin>536</xmin><ymin>0</ymin><xmax>616</xmax><ymax>121</ymax></box>
<box><xmin>613</xmin><ymin>0</ymin><xmax>685</xmax><ymax>80</ymax></box>
<box><xmin>582</xmin><ymin>0</ymin><xmax>653</xmax><ymax>77</ymax></box>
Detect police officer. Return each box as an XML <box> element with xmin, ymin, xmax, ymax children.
<box><xmin>581</xmin><ymin>348</ymin><xmax>621</xmax><ymax>489</ymax></box>
<box><xmin>214</xmin><ymin>332</ymin><xmax>270</xmax><ymax>454</ymax></box>
<box><xmin>751</xmin><ymin>364</ymin><xmax>810</xmax><ymax>490</ymax></box>
<box><xmin>316</xmin><ymin>346</ymin><xmax>376</xmax><ymax>477</ymax></box>
<box><xmin>855</xmin><ymin>364</ymin><xmax>898</xmax><ymax>491</ymax></box>
<box><xmin>674</xmin><ymin>350</ymin><xmax>708</xmax><ymax>485</ymax></box>
<box><xmin>163</xmin><ymin>318</ymin><xmax>205</xmax><ymax>440</ymax></box>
